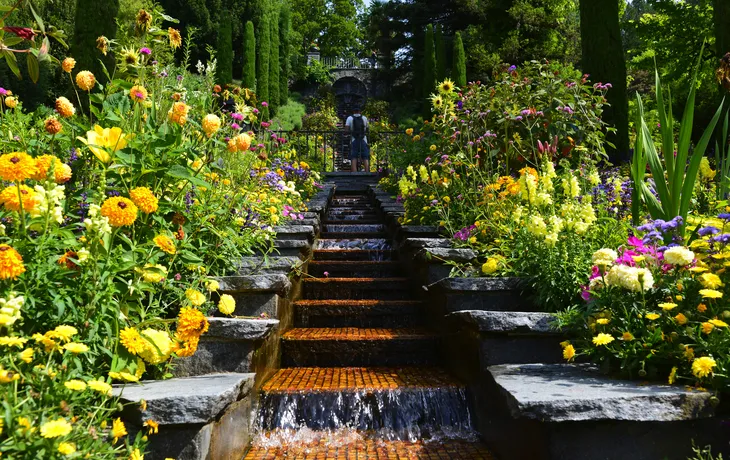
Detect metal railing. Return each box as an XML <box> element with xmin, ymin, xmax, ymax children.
<box><xmin>269</xmin><ymin>130</ymin><xmax>403</xmax><ymax>172</ymax></box>
<box><xmin>320</xmin><ymin>56</ymin><xmax>379</xmax><ymax>70</ymax></box>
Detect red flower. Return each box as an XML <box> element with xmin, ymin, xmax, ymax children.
<box><xmin>3</xmin><ymin>27</ymin><xmax>35</xmax><ymax>40</ymax></box>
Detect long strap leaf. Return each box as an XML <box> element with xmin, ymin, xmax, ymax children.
<box><xmin>641</xmin><ymin>116</ymin><xmax>672</xmax><ymax>219</ymax></box>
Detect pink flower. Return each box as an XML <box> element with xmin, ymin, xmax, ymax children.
<box><xmin>140</xmin><ymin>47</ymin><xmax>152</xmax><ymax>55</ymax></box>
<box><xmin>261</xmin><ymin>101</ymin><xmax>269</xmax><ymax>107</ymax></box>
<box><xmin>231</xmin><ymin>123</ymin><xmax>240</xmax><ymax>130</ymax></box>
<box><xmin>323</xmin><ymin>271</ymin><xmax>329</xmax><ymax>277</ymax></box>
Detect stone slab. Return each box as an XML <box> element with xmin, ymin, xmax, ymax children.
<box><xmin>216</xmin><ymin>274</ymin><xmax>291</xmax><ymax>294</ymax></box>
<box><xmin>448</xmin><ymin>310</ymin><xmax>558</xmax><ymax>334</ymax></box>
<box><xmin>488</xmin><ymin>363</ymin><xmax>715</xmax><ymax>422</ymax></box>
<box><xmin>113</xmin><ymin>373</ymin><xmax>255</xmax><ymax>425</ymax></box>
<box><xmin>274</xmin><ymin>240</ymin><xmax>310</xmax><ymax>249</ymax></box>
<box><xmin>437</xmin><ymin>277</ymin><xmax>525</xmax><ymax>292</ymax></box>
<box><xmin>401</xmin><ymin>225</ymin><xmax>440</xmax><ymax>234</ymax></box>
<box><xmin>404</xmin><ymin>238</ymin><xmax>452</xmax><ymax>249</ymax></box>
<box><xmin>237</xmin><ymin>256</ymin><xmax>304</xmax><ymax>275</ymax></box>
<box><xmin>417</xmin><ymin>247</ymin><xmax>477</xmax><ymax>263</ymax></box>
<box><xmin>206</xmin><ymin>318</ymin><xmax>279</xmax><ymax>340</ymax></box>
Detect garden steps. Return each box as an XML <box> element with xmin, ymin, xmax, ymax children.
<box><xmin>301</xmin><ymin>277</ymin><xmax>413</xmax><ymax>300</ymax></box>
<box><xmin>307</xmin><ymin>260</ymin><xmax>403</xmax><ymax>277</ymax></box>
<box><xmin>312</xmin><ymin>248</ymin><xmax>396</xmax><ymax>261</ymax></box>
<box><xmin>294</xmin><ymin>299</ymin><xmax>423</xmax><ymax>327</ymax></box>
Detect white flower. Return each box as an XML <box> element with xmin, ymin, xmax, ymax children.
<box><xmin>605</xmin><ymin>264</ymin><xmax>654</xmax><ymax>292</ymax></box>
<box><xmin>663</xmin><ymin>246</ymin><xmax>695</xmax><ymax>266</ymax></box>
<box><xmin>77</xmin><ymin>248</ymin><xmax>90</xmax><ymax>264</ymax></box>
<box><xmin>592</xmin><ymin>248</ymin><xmax>618</xmax><ymax>266</ymax></box>
<box><xmin>545</xmin><ymin>232</ymin><xmax>558</xmax><ymax>246</ymax></box>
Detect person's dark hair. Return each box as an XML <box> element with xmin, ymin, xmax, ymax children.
<box><xmin>353</xmin><ymin>106</ymin><xmax>361</xmax><ymax>113</ymax></box>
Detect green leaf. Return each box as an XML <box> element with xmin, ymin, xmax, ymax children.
<box><xmin>26</xmin><ymin>52</ymin><xmax>39</xmax><ymax>83</ymax></box>
<box><xmin>28</xmin><ymin>2</ymin><xmax>45</xmax><ymax>34</ymax></box>
<box><xmin>3</xmin><ymin>49</ymin><xmax>20</xmax><ymax>79</ymax></box>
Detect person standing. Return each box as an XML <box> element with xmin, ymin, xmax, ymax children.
<box><xmin>345</xmin><ymin>107</ymin><xmax>369</xmax><ymax>172</ymax></box>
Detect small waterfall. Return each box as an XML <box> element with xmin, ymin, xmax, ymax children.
<box><xmin>315</xmin><ymin>238</ymin><xmax>390</xmax><ymax>250</ymax></box>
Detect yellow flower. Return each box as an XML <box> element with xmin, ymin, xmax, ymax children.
<box><xmin>176</xmin><ymin>307</ymin><xmax>209</xmax><ymax>342</ymax></box>
<box><xmin>658</xmin><ymin>302</ymin><xmax>677</xmax><ymax>311</ymax></box>
<box><xmin>202</xmin><ymin>114</ymin><xmax>221</xmax><ymax>136</ymax></box>
<box><xmin>64</xmin><ymin>379</ymin><xmax>87</xmax><ymax>391</ymax></box>
<box><xmin>168</xmin><ymin>28</ymin><xmax>182</xmax><ymax>49</ymax></box>
<box><xmin>130</xmin><ymin>448</ymin><xmax>145</xmax><ymax>460</ymax></box>
<box><xmin>622</xmin><ymin>331</ymin><xmax>634</xmax><ymax>341</ymax></box>
<box><xmin>481</xmin><ymin>258</ymin><xmax>498</xmax><ymax>275</ymax></box>
<box><xmin>75</xmin><ymin>70</ymin><xmax>96</xmax><ymax>91</ymax></box>
<box><xmin>55</xmin><ymin>97</ymin><xmax>75</xmax><ymax>118</ymax></box>
<box><xmin>438</xmin><ymin>78</ymin><xmax>455</xmax><ymax>93</ymax></box>
<box><xmin>78</xmin><ymin>125</ymin><xmax>130</xmax><ymax>164</ymax></box>
<box><xmin>691</xmin><ymin>356</ymin><xmax>716</xmax><ymax>378</ymax></box>
<box><xmin>144</xmin><ymin>419</ymin><xmax>159</xmax><ymax>435</ymax></box>
<box><xmin>168</xmin><ymin>101</ymin><xmax>190</xmax><ymax>126</ymax></box>
<box><xmin>206</xmin><ymin>279</ymin><xmax>220</xmax><ymax>291</ymax></box>
<box><xmin>18</xmin><ymin>348</ymin><xmax>33</xmax><ymax>363</ymax></box>
<box><xmin>699</xmin><ymin>289</ymin><xmax>723</xmax><ymax>299</ymax></box>
<box><xmin>32</xmin><ymin>155</ymin><xmax>63</xmax><ymax>181</ymax></box>
<box><xmin>234</xmin><ymin>133</ymin><xmax>252</xmax><ymax>151</ymax></box>
<box><xmin>87</xmin><ymin>378</ymin><xmax>112</xmax><ymax>396</ymax></box>
<box><xmin>668</xmin><ymin>367</ymin><xmax>678</xmax><ymax>385</ymax></box>
<box><xmin>101</xmin><ymin>196</ymin><xmax>138</xmax><ymax>227</ymax></box>
<box><xmin>708</xmin><ymin>318</ymin><xmax>729</xmax><ymax>327</ymax></box>
<box><xmin>0</xmin><ymin>152</ymin><xmax>36</xmax><ymax>182</ymax></box>
<box><xmin>120</xmin><ymin>327</ymin><xmax>148</xmax><ymax>355</ymax></box>
<box><xmin>0</xmin><ymin>367</ymin><xmax>19</xmax><ymax>383</ymax></box>
<box><xmin>96</xmin><ymin>35</ymin><xmax>109</xmax><ymax>55</ymax></box>
<box><xmin>645</xmin><ymin>313</ymin><xmax>660</xmax><ymax>320</ymax></box>
<box><xmin>130</xmin><ymin>187</ymin><xmax>158</xmax><ymax>214</ymax></box>
<box><xmin>218</xmin><ymin>294</ymin><xmax>236</xmax><ymax>315</ymax></box>
<box><xmin>698</xmin><ymin>303</ymin><xmax>708</xmax><ymax>313</ymax></box>
<box><xmin>137</xmin><ymin>329</ymin><xmax>173</xmax><ymax>364</ymax></box>
<box><xmin>592</xmin><ymin>333</ymin><xmax>615</xmax><ymax>346</ymax></box>
<box><xmin>674</xmin><ymin>313</ymin><xmax>688</xmax><ymax>325</ymax></box>
<box><xmin>4</xmin><ymin>96</ymin><xmax>17</xmax><ymax>108</ymax></box>
<box><xmin>47</xmin><ymin>325</ymin><xmax>78</xmax><ymax>342</ymax></box>
<box><xmin>0</xmin><ymin>336</ymin><xmax>27</xmax><ymax>347</ymax></box>
<box><xmin>63</xmin><ymin>342</ymin><xmax>89</xmax><ymax>354</ymax></box>
<box><xmin>112</xmin><ymin>417</ymin><xmax>127</xmax><ymax>443</ymax></box>
<box><xmin>562</xmin><ymin>344</ymin><xmax>575</xmax><ymax>361</ymax></box>
<box><xmin>129</xmin><ymin>85</ymin><xmax>148</xmax><ymax>103</ymax></box>
<box><xmin>40</xmin><ymin>418</ymin><xmax>72</xmax><ymax>438</ymax></box>
<box><xmin>701</xmin><ymin>322</ymin><xmax>715</xmax><ymax>334</ymax></box>
<box><xmin>0</xmin><ymin>245</ymin><xmax>25</xmax><ymax>280</ymax></box>
<box><xmin>58</xmin><ymin>442</ymin><xmax>76</xmax><ymax>455</ymax></box>
<box><xmin>185</xmin><ymin>289</ymin><xmax>206</xmax><ymax>307</ymax></box>
<box><xmin>699</xmin><ymin>273</ymin><xmax>724</xmax><ymax>289</ymax></box>
<box><xmin>153</xmin><ymin>234</ymin><xmax>176</xmax><ymax>254</ymax></box>
<box><xmin>596</xmin><ymin>318</ymin><xmax>610</xmax><ymax>325</ymax></box>
<box><xmin>685</xmin><ymin>346</ymin><xmax>695</xmax><ymax>361</ymax></box>
<box><xmin>0</xmin><ymin>184</ymin><xmax>40</xmax><ymax>212</ymax></box>
<box><xmin>430</xmin><ymin>144</ymin><xmax>437</xmax><ymax>151</ymax></box>
<box><xmin>61</xmin><ymin>57</ymin><xmax>75</xmax><ymax>73</ymax></box>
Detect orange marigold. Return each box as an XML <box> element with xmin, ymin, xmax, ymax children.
<box><xmin>100</xmin><ymin>197</ymin><xmax>138</xmax><ymax>227</ymax></box>
<box><xmin>55</xmin><ymin>97</ymin><xmax>75</xmax><ymax>118</ymax></box>
<box><xmin>153</xmin><ymin>235</ymin><xmax>176</xmax><ymax>254</ymax></box>
<box><xmin>173</xmin><ymin>334</ymin><xmax>199</xmax><ymax>357</ymax></box>
<box><xmin>58</xmin><ymin>251</ymin><xmax>79</xmax><ymax>270</ymax></box>
<box><xmin>129</xmin><ymin>85</ymin><xmax>148</xmax><ymax>103</ymax></box>
<box><xmin>75</xmin><ymin>71</ymin><xmax>96</xmax><ymax>91</ymax></box>
<box><xmin>32</xmin><ymin>155</ymin><xmax>62</xmax><ymax>181</ymax></box>
<box><xmin>61</xmin><ymin>57</ymin><xmax>75</xmax><ymax>73</ymax></box>
<box><xmin>168</xmin><ymin>102</ymin><xmax>190</xmax><ymax>126</ymax></box>
<box><xmin>0</xmin><ymin>184</ymin><xmax>38</xmax><ymax>212</ymax></box>
<box><xmin>0</xmin><ymin>152</ymin><xmax>36</xmax><ymax>182</ymax></box>
<box><xmin>0</xmin><ymin>244</ymin><xmax>25</xmax><ymax>280</ymax></box>
<box><xmin>54</xmin><ymin>163</ymin><xmax>72</xmax><ymax>184</ymax></box>
<box><xmin>176</xmin><ymin>307</ymin><xmax>209</xmax><ymax>342</ymax></box>
<box><xmin>129</xmin><ymin>187</ymin><xmax>158</xmax><ymax>214</ymax></box>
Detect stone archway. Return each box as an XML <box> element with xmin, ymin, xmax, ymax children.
<box><xmin>332</xmin><ymin>76</ymin><xmax>368</xmax><ymax>120</ymax></box>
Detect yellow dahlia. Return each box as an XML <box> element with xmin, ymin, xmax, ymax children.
<box><xmin>32</xmin><ymin>155</ymin><xmax>63</xmax><ymax>181</ymax></box>
<box><xmin>153</xmin><ymin>234</ymin><xmax>176</xmax><ymax>254</ymax></box>
<box><xmin>185</xmin><ymin>289</ymin><xmax>206</xmax><ymax>307</ymax></box>
<box><xmin>691</xmin><ymin>356</ymin><xmax>717</xmax><ymax>378</ymax></box>
<box><xmin>129</xmin><ymin>85</ymin><xmax>148</xmax><ymax>103</ymax></box>
<box><xmin>202</xmin><ymin>114</ymin><xmax>221</xmax><ymax>136</ymax></box>
<box><xmin>0</xmin><ymin>184</ymin><xmax>39</xmax><ymax>212</ymax></box>
<box><xmin>100</xmin><ymin>197</ymin><xmax>138</xmax><ymax>227</ymax></box>
<box><xmin>129</xmin><ymin>187</ymin><xmax>158</xmax><ymax>214</ymax></box>
<box><xmin>40</xmin><ymin>418</ymin><xmax>72</xmax><ymax>438</ymax></box>
<box><xmin>168</xmin><ymin>101</ymin><xmax>190</xmax><ymax>126</ymax></box>
<box><xmin>176</xmin><ymin>307</ymin><xmax>209</xmax><ymax>342</ymax></box>
<box><xmin>218</xmin><ymin>294</ymin><xmax>236</xmax><ymax>315</ymax></box>
<box><xmin>61</xmin><ymin>57</ymin><xmax>75</xmax><ymax>73</ymax></box>
<box><xmin>0</xmin><ymin>245</ymin><xmax>25</xmax><ymax>280</ymax></box>
<box><xmin>75</xmin><ymin>71</ymin><xmax>95</xmax><ymax>91</ymax></box>
<box><xmin>54</xmin><ymin>163</ymin><xmax>72</xmax><ymax>184</ymax></box>
<box><xmin>0</xmin><ymin>152</ymin><xmax>36</xmax><ymax>182</ymax></box>
<box><xmin>55</xmin><ymin>97</ymin><xmax>75</xmax><ymax>118</ymax></box>
<box><xmin>235</xmin><ymin>133</ymin><xmax>251</xmax><ymax>151</ymax></box>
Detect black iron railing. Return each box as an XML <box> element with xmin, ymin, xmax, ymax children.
<box><xmin>269</xmin><ymin>130</ymin><xmax>404</xmax><ymax>172</ymax></box>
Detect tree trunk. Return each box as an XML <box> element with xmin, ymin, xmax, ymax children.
<box><xmin>579</xmin><ymin>0</ymin><xmax>629</xmax><ymax>162</ymax></box>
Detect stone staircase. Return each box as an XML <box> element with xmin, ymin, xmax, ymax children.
<box><xmin>245</xmin><ymin>191</ymin><xmax>495</xmax><ymax>458</ymax></box>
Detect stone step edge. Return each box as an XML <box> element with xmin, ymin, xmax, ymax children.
<box><xmin>281</xmin><ymin>327</ymin><xmax>435</xmax><ymax>341</ymax></box>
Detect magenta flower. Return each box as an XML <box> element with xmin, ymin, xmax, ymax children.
<box><xmin>140</xmin><ymin>47</ymin><xmax>152</xmax><ymax>55</ymax></box>
<box><xmin>323</xmin><ymin>271</ymin><xmax>329</xmax><ymax>277</ymax></box>
<box><xmin>261</xmin><ymin>101</ymin><xmax>269</xmax><ymax>107</ymax></box>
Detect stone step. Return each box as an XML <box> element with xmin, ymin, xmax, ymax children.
<box><xmin>257</xmin><ymin>367</ymin><xmax>474</xmax><ymax>433</ymax></box>
<box><xmin>313</xmin><ymin>249</ymin><xmax>396</xmax><ymax>261</ymax></box>
<box><xmin>294</xmin><ymin>299</ymin><xmax>423</xmax><ymax>327</ymax></box>
<box><xmin>319</xmin><ymin>231</ymin><xmax>390</xmax><ymax>239</ymax></box>
<box><xmin>281</xmin><ymin>327</ymin><xmax>437</xmax><ymax>366</ymax></box>
<box><xmin>323</xmin><ymin>223</ymin><xmax>385</xmax><ymax>233</ymax></box>
<box><xmin>245</xmin><ymin>436</ymin><xmax>495</xmax><ymax>459</ymax></box>
<box><xmin>308</xmin><ymin>260</ymin><xmax>402</xmax><ymax>278</ymax></box>
<box><xmin>328</xmin><ymin>205</ymin><xmax>375</xmax><ymax>211</ymax></box>
<box><xmin>302</xmin><ymin>277</ymin><xmax>412</xmax><ymax>300</ymax></box>
<box><xmin>315</xmin><ymin>238</ymin><xmax>390</xmax><ymax>250</ymax></box>
<box><xmin>323</xmin><ymin>219</ymin><xmax>382</xmax><ymax>225</ymax></box>
<box><xmin>324</xmin><ymin>215</ymin><xmax>379</xmax><ymax>222</ymax></box>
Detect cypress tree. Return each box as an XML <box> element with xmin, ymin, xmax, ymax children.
<box><xmin>269</xmin><ymin>10</ymin><xmax>280</xmax><ymax>115</ymax></box>
<box><xmin>435</xmin><ymin>25</ymin><xmax>446</xmax><ymax>82</ymax></box>
<box><xmin>453</xmin><ymin>31</ymin><xmax>467</xmax><ymax>88</ymax></box>
<box><xmin>257</xmin><ymin>13</ymin><xmax>271</xmax><ymax>115</ymax></box>
<box><xmin>279</xmin><ymin>5</ymin><xmax>291</xmax><ymax>105</ymax></box>
<box><xmin>423</xmin><ymin>24</ymin><xmax>436</xmax><ymax>99</ymax></box>
<box><xmin>715</xmin><ymin>0</ymin><xmax>730</xmax><ymax>58</ymax></box>
<box><xmin>242</xmin><ymin>21</ymin><xmax>256</xmax><ymax>90</ymax></box>
<box><xmin>579</xmin><ymin>0</ymin><xmax>629</xmax><ymax>161</ymax></box>
<box><xmin>216</xmin><ymin>14</ymin><xmax>234</xmax><ymax>84</ymax></box>
<box><xmin>71</xmin><ymin>0</ymin><xmax>119</xmax><ymax>83</ymax></box>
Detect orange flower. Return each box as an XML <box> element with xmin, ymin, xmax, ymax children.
<box><xmin>168</xmin><ymin>28</ymin><xmax>182</xmax><ymax>49</ymax></box>
<box><xmin>0</xmin><ymin>184</ymin><xmax>39</xmax><ymax>212</ymax></box>
<box><xmin>32</xmin><ymin>155</ymin><xmax>63</xmax><ymax>181</ymax></box>
<box><xmin>129</xmin><ymin>187</ymin><xmax>158</xmax><ymax>214</ymax></box>
<box><xmin>75</xmin><ymin>71</ymin><xmax>96</xmax><ymax>91</ymax></box>
<box><xmin>61</xmin><ymin>57</ymin><xmax>75</xmax><ymax>73</ymax></box>
<box><xmin>44</xmin><ymin>117</ymin><xmax>62</xmax><ymax>135</ymax></box>
<box><xmin>100</xmin><ymin>197</ymin><xmax>138</xmax><ymax>227</ymax></box>
<box><xmin>0</xmin><ymin>152</ymin><xmax>36</xmax><ymax>182</ymax></box>
<box><xmin>129</xmin><ymin>85</ymin><xmax>148</xmax><ymax>103</ymax></box>
<box><xmin>168</xmin><ymin>102</ymin><xmax>190</xmax><ymax>126</ymax></box>
<box><xmin>176</xmin><ymin>307</ymin><xmax>209</xmax><ymax>342</ymax></box>
<box><xmin>0</xmin><ymin>244</ymin><xmax>25</xmax><ymax>280</ymax></box>
<box><xmin>54</xmin><ymin>163</ymin><xmax>72</xmax><ymax>184</ymax></box>
<box><xmin>55</xmin><ymin>97</ymin><xmax>75</xmax><ymax>118</ymax></box>
<box><xmin>153</xmin><ymin>235</ymin><xmax>176</xmax><ymax>254</ymax></box>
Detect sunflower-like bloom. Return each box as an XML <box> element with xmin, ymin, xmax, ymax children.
<box><xmin>32</xmin><ymin>155</ymin><xmax>62</xmax><ymax>181</ymax></box>
<box><xmin>120</xmin><ymin>47</ymin><xmax>140</xmax><ymax>67</ymax></box>
<box><xmin>96</xmin><ymin>36</ymin><xmax>109</xmax><ymax>55</ymax></box>
<box><xmin>438</xmin><ymin>78</ymin><xmax>455</xmax><ymax>93</ymax></box>
<box><xmin>153</xmin><ymin>234</ymin><xmax>176</xmax><ymax>254</ymax></box>
<box><xmin>129</xmin><ymin>187</ymin><xmax>158</xmax><ymax>214</ymax></box>
<box><xmin>75</xmin><ymin>71</ymin><xmax>96</xmax><ymax>91</ymax></box>
<box><xmin>202</xmin><ymin>114</ymin><xmax>221</xmax><ymax>137</ymax></box>
<box><xmin>0</xmin><ymin>184</ymin><xmax>39</xmax><ymax>212</ymax></box>
<box><xmin>129</xmin><ymin>85</ymin><xmax>148</xmax><ymax>103</ymax></box>
<box><xmin>55</xmin><ymin>97</ymin><xmax>75</xmax><ymax>118</ymax></box>
<box><xmin>692</xmin><ymin>356</ymin><xmax>717</xmax><ymax>378</ymax></box>
<box><xmin>100</xmin><ymin>197</ymin><xmax>138</xmax><ymax>227</ymax></box>
<box><xmin>0</xmin><ymin>152</ymin><xmax>36</xmax><ymax>182</ymax></box>
<box><xmin>168</xmin><ymin>28</ymin><xmax>182</xmax><ymax>49</ymax></box>
<box><xmin>40</xmin><ymin>418</ymin><xmax>72</xmax><ymax>438</ymax></box>
<box><xmin>176</xmin><ymin>307</ymin><xmax>209</xmax><ymax>342</ymax></box>
<box><xmin>77</xmin><ymin>125</ymin><xmax>130</xmax><ymax>164</ymax></box>
<box><xmin>61</xmin><ymin>57</ymin><xmax>75</xmax><ymax>73</ymax></box>
<box><xmin>44</xmin><ymin>117</ymin><xmax>62</xmax><ymax>135</ymax></box>
<box><xmin>120</xmin><ymin>327</ymin><xmax>148</xmax><ymax>356</ymax></box>
<box><xmin>136</xmin><ymin>9</ymin><xmax>152</xmax><ymax>31</ymax></box>
<box><xmin>168</xmin><ymin>101</ymin><xmax>190</xmax><ymax>126</ymax></box>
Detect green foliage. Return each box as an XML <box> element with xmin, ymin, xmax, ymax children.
<box><xmin>71</xmin><ymin>0</ymin><xmax>120</xmax><ymax>83</ymax></box>
<box><xmin>216</xmin><ymin>13</ymin><xmax>233</xmax><ymax>84</ymax></box>
<box><xmin>257</xmin><ymin>13</ymin><xmax>271</xmax><ymax>114</ymax></box>
<box><xmin>242</xmin><ymin>21</ymin><xmax>256</xmax><ymax>90</ymax></box>
<box><xmin>423</xmin><ymin>24</ymin><xmax>436</xmax><ymax>113</ymax></box>
<box><xmin>279</xmin><ymin>5</ymin><xmax>291</xmax><ymax>105</ymax></box>
<box><xmin>435</xmin><ymin>24</ymin><xmax>446</xmax><ymax>81</ymax></box>
<box><xmin>272</xmin><ymin>97</ymin><xmax>306</xmax><ymax>130</ymax></box>
<box><xmin>302</xmin><ymin>105</ymin><xmax>339</xmax><ymax>130</ymax></box>
<box><xmin>269</xmin><ymin>10</ymin><xmax>280</xmax><ymax>114</ymax></box>
<box><xmin>452</xmin><ymin>31</ymin><xmax>466</xmax><ymax>88</ymax></box>
<box><xmin>303</xmin><ymin>59</ymin><xmax>334</xmax><ymax>85</ymax></box>
<box><xmin>689</xmin><ymin>444</ymin><xmax>725</xmax><ymax>460</ymax></box>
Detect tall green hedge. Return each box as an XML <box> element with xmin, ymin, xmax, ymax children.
<box><xmin>216</xmin><ymin>13</ymin><xmax>233</xmax><ymax>84</ymax></box>
<box><xmin>269</xmin><ymin>10</ymin><xmax>280</xmax><ymax>114</ymax></box>
<box><xmin>257</xmin><ymin>13</ymin><xmax>271</xmax><ymax>115</ymax></box>
<box><xmin>423</xmin><ymin>24</ymin><xmax>436</xmax><ymax>115</ymax></box>
<box><xmin>242</xmin><ymin>21</ymin><xmax>256</xmax><ymax>90</ymax></box>
<box><xmin>70</xmin><ymin>0</ymin><xmax>119</xmax><ymax>83</ymax></box>
<box><xmin>435</xmin><ymin>24</ymin><xmax>446</xmax><ymax>81</ymax></box>
<box><xmin>279</xmin><ymin>5</ymin><xmax>291</xmax><ymax>105</ymax></box>
<box><xmin>452</xmin><ymin>31</ymin><xmax>466</xmax><ymax>88</ymax></box>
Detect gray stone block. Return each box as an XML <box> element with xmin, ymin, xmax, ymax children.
<box><xmin>273</xmin><ymin>225</ymin><xmax>315</xmax><ymax>241</ymax></box>
<box><xmin>404</xmin><ymin>238</ymin><xmax>452</xmax><ymax>249</ymax></box>
<box><xmin>216</xmin><ymin>274</ymin><xmax>291</xmax><ymax>295</ymax></box>
<box><xmin>237</xmin><ymin>256</ymin><xmax>304</xmax><ymax>275</ymax></box>
<box><xmin>206</xmin><ymin>317</ymin><xmax>278</xmax><ymax>340</ymax></box>
<box><xmin>488</xmin><ymin>363</ymin><xmax>715</xmax><ymax>422</ymax></box>
<box><xmin>448</xmin><ymin>310</ymin><xmax>559</xmax><ymax>334</ymax></box>
<box><xmin>225</xmin><ymin>292</ymin><xmax>277</xmax><ymax>317</ymax></box>
<box><xmin>113</xmin><ymin>373</ymin><xmax>255</xmax><ymax>425</ymax></box>
<box><xmin>417</xmin><ymin>247</ymin><xmax>477</xmax><ymax>262</ymax></box>
<box><xmin>438</xmin><ymin>277</ymin><xmax>526</xmax><ymax>292</ymax></box>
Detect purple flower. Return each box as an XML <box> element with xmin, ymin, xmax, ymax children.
<box><xmin>718</xmin><ymin>213</ymin><xmax>730</xmax><ymax>221</ymax></box>
<box><xmin>231</xmin><ymin>113</ymin><xmax>244</xmax><ymax>121</ymax></box>
<box><xmin>711</xmin><ymin>233</ymin><xmax>730</xmax><ymax>244</ymax></box>
<box><xmin>177</xmin><ymin>75</ymin><xmax>183</xmax><ymax>81</ymax></box>
<box><xmin>698</xmin><ymin>226</ymin><xmax>720</xmax><ymax>237</ymax></box>
<box><xmin>140</xmin><ymin>47</ymin><xmax>151</xmax><ymax>55</ymax></box>
<box><xmin>261</xmin><ymin>101</ymin><xmax>269</xmax><ymax>107</ymax></box>
<box><xmin>508</xmin><ymin>65</ymin><xmax>516</xmax><ymax>72</ymax></box>
<box><xmin>323</xmin><ymin>271</ymin><xmax>329</xmax><ymax>277</ymax></box>
<box><xmin>457</xmin><ymin>100</ymin><xmax>463</xmax><ymax>110</ymax></box>
<box><xmin>514</xmin><ymin>116</ymin><xmax>523</xmax><ymax>121</ymax></box>
<box><xmin>253</xmin><ymin>108</ymin><xmax>260</xmax><ymax>114</ymax></box>
<box><xmin>521</xmin><ymin>109</ymin><xmax>530</xmax><ymax>116</ymax></box>
<box><xmin>231</xmin><ymin>123</ymin><xmax>240</xmax><ymax>130</ymax></box>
